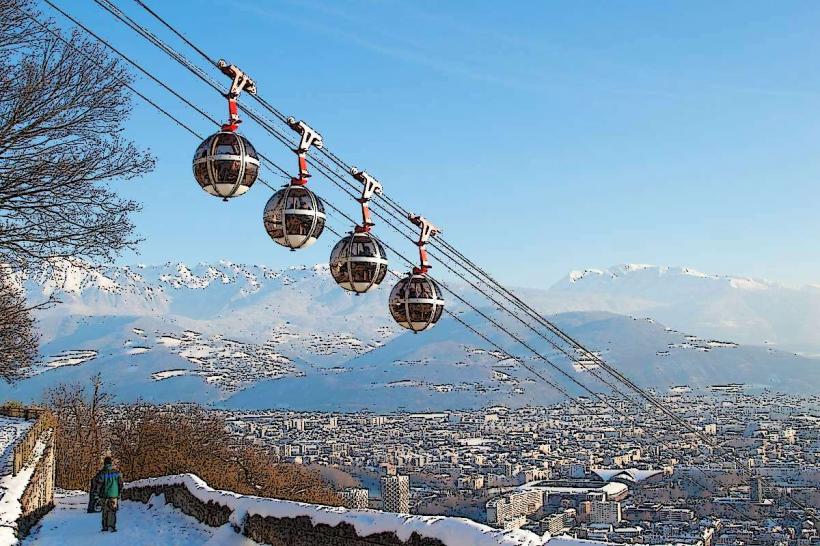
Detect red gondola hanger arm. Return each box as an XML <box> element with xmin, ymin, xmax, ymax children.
<box><xmin>217</xmin><ymin>59</ymin><xmax>256</xmax><ymax>132</ymax></box>
<box><xmin>287</xmin><ymin>117</ymin><xmax>323</xmax><ymax>185</ymax></box>
<box><xmin>408</xmin><ymin>213</ymin><xmax>441</xmax><ymax>275</ymax></box>
<box><xmin>350</xmin><ymin>167</ymin><xmax>382</xmax><ymax>233</ymax></box>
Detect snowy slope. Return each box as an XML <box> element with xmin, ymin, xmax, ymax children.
<box><xmin>6</xmin><ymin>259</ymin><xmax>818</xmax><ymax>411</ymax></box>
<box><xmin>21</xmin><ymin>491</ymin><xmax>258</xmax><ymax>546</ymax></box>
<box><xmin>18</xmin><ymin>260</ymin><xmax>402</xmax><ymax>394</ymax></box>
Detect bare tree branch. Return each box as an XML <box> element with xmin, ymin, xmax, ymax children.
<box><xmin>0</xmin><ymin>272</ymin><xmax>37</xmax><ymax>382</ymax></box>
<box><xmin>0</xmin><ymin>1</ymin><xmax>154</xmax><ymax>379</ymax></box>
<box><xmin>0</xmin><ymin>1</ymin><xmax>154</xmax><ymax>271</ymax></box>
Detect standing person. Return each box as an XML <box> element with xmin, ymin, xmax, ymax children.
<box><xmin>94</xmin><ymin>456</ymin><xmax>123</xmax><ymax>532</ymax></box>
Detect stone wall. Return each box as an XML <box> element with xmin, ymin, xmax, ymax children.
<box><xmin>16</xmin><ymin>431</ymin><xmax>56</xmax><ymax>537</ymax></box>
<box><xmin>124</xmin><ymin>483</ymin><xmax>447</xmax><ymax>546</ymax></box>
<box><xmin>243</xmin><ymin>513</ymin><xmax>447</xmax><ymax>546</ymax></box>
<box><xmin>124</xmin><ymin>483</ymin><xmax>232</xmax><ymax>528</ymax></box>
<box><xmin>0</xmin><ymin>406</ymin><xmax>56</xmax><ymax>541</ymax></box>
<box><xmin>0</xmin><ymin>406</ymin><xmax>48</xmax><ymax>476</ymax></box>
<box><xmin>123</xmin><ymin>474</ymin><xmax>544</xmax><ymax>546</ymax></box>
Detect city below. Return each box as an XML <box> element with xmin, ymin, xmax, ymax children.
<box><xmin>213</xmin><ymin>392</ymin><xmax>819</xmax><ymax>546</ymax></box>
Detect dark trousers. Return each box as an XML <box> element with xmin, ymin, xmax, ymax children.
<box><xmin>101</xmin><ymin>498</ymin><xmax>118</xmax><ymax>530</ymax></box>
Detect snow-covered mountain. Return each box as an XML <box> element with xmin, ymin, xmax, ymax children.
<box><xmin>519</xmin><ymin>264</ymin><xmax>820</xmax><ymax>356</ymax></box>
<box><xmin>3</xmin><ymin>260</ymin><xmax>818</xmax><ymax>411</ymax></box>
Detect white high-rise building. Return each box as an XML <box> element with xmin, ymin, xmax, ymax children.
<box><xmin>340</xmin><ymin>487</ymin><xmax>369</xmax><ymax>509</ymax></box>
<box><xmin>380</xmin><ymin>475</ymin><xmax>410</xmax><ymax>513</ymax></box>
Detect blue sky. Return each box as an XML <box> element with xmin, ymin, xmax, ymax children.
<box><xmin>50</xmin><ymin>0</ymin><xmax>820</xmax><ymax>288</ymax></box>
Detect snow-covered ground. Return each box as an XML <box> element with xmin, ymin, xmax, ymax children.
<box><xmin>124</xmin><ymin>474</ymin><xmax>547</xmax><ymax>546</ymax></box>
<box><xmin>22</xmin><ymin>491</ymin><xmax>259</xmax><ymax>546</ymax></box>
<box><xmin>19</xmin><ymin>478</ymin><xmax>600</xmax><ymax>546</ymax></box>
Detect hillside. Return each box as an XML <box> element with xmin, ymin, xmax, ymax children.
<box><xmin>3</xmin><ymin>260</ymin><xmax>817</xmax><ymax>410</ymax></box>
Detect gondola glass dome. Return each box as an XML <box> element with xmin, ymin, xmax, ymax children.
<box><xmin>388</xmin><ymin>274</ymin><xmax>444</xmax><ymax>332</ymax></box>
<box><xmin>329</xmin><ymin>232</ymin><xmax>388</xmax><ymax>293</ymax></box>
<box><xmin>263</xmin><ymin>185</ymin><xmax>325</xmax><ymax>250</ymax></box>
<box><xmin>192</xmin><ymin>131</ymin><xmax>259</xmax><ymax>199</ymax></box>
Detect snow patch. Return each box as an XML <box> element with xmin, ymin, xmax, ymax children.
<box><xmin>680</xmin><ymin>267</ymin><xmax>708</xmax><ymax>278</ymax></box>
<box><xmin>44</xmin><ymin>350</ymin><xmax>97</xmax><ymax>369</ymax></box>
<box><xmin>180</xmin><ymin>346</ymin><xmax>212</xmax><ymax>359</ymax></box>
<box><xmin>622</xmin><ymin>264</ymin><xmax>654</xmax><ymax>272</ymax></box>
<box><xmin>157</xmin><ymin>336</ymin><xmax>183</xmax><ymax>348</ymax></box>
<box><xmin>20</xmin><ymin>491</ymin><xmax>244</xmax><ymax>546</ymax></box>
<box><xmin>568</xmin><ymin>269</ymin><xmax>603</xmax><ymax>283</ymax></box>
<box><xmin>151</xmin><ymin>370</ymin><xmax>187</xmax><ymax>381</ymax></box>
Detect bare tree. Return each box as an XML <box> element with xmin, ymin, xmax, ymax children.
<box><xmin>0</xmin><ymin>274</ymin><xmax>38</xmax><ymax>381</ymax></box>
<box><xmin>0</xmin><ymin>0</ymin><xmax>154</xmax><ymax>377</ymax></box>
<box><xmin>46</xmin><ymin>374</ymin><xmax>113</xmax><ymax>490</ymax></box>
<box><xmin>0</xmin><ymin>0</ymin><xmax>154</xmax><ymax>269</ymax></box>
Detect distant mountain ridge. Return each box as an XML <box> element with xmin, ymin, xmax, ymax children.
<box><xmin>2</xmin><ymin>259</ymin><xmax>817</xmax><ymax>411</ymax></box>
<box><xmin>522</xmin><ymin>263</ymin><xmax>820</xmax><ymax>356</ymax></box>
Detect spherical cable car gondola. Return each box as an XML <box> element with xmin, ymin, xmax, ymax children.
<box><xmin>329</xmin><ymin>168</ymin><xmax>389</xmax><ymax>294</ymax></box>
<box><xmin>263</xmin><ymin>184</ymin><xmax>326</xmax><ymax>250</ymax></box>
<box><xmin>388</xmin><ymin>214</ymin><xmax>444</xmax><ymax>332</ymax></box>
<box><xmin>263</xmin><ymin>118</ymin><xmax>326</xmax><ymax>250</ymax></box>
<box><xmin>191</xmin><ymin>60</ymin><xmax>259</xmax><ymax>201</ymax></box>
<box><xmin>193</xmin><ymin>131</ymin><xmax>259</xmax><ymax>199</ymax></box>
<box><xmin>389</xmin><ymin>273</ymin><xmax>444</xmax><ymax>332</ymax></box>
<box><xmin>330</xmin><ymin>232</ymin><xmax>388</xmax><ymax>294</ymax></box>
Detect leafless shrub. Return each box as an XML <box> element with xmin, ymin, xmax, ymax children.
<box><xmin>45</xmin><ymin>375</ymin><xmax>341</xmax><ymax>506</ymax></box>
<box><xmin>110</xmin><ymin>404</ymin><xmax>342</xmax><ymax>506</ymax></box>
<box><xmin>45</xmin><ymin>374</ymin><xmax>112</xmax><ymax>490</ymax></box>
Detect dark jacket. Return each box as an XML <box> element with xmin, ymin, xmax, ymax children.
<box><xmin>87</xmin><ymin>473</ymin><xmax>101</xmax><ymax>512</ymax></box>
<box><xmin>94</xmin><ymin>464</ymin><xmax>124</xmax><ymax>499</ymax></box>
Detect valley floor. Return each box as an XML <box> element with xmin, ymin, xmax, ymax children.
<box><xmin>22</xmin><ymin>491</ymin><xmax>259</xmax><ymax>546</ymax></box>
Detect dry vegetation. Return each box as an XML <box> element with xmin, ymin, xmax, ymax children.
<box><xmin>46</xmin><ymin>375</ymin><xmax>341</xmax><ymax>506</ymax></box>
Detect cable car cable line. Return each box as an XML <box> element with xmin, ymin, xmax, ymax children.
<box><xmin>96</xmin><ymin>0</ymin><xmax>789</xmax><ymax>475</ymax></box>
<box><xmin>317</xmin><ymin>221</ymin><xmax>758</xmax><ymax>521</ymax></box>
<box><xmin>97</xmin><ymin>4</ymin><xmax>818</xmax><ymax>481</ymax></box>
<box><xmin>29</xmin><ymin>4</ymin><xmax>773</xmax><ymax>515</ymax></box>
<box><xmin>94</xmin><ymin>0</ymin><xmax>780</xmax><ymax>468</ymax></box>
<box><xmin>49</xmin><ymin>0</ymin><xmax>811</xmax><ymax>514</ymax></box>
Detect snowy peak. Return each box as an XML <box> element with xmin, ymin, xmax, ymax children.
<box><xmin>562</xmin><ymin>264</ymin><xmax>772</xmax><ymax>292</ymax></box>
<box><xmin>20</xmin><ymin>260</ymin><xmax>338</xmax><ymax>303</ymax></box>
